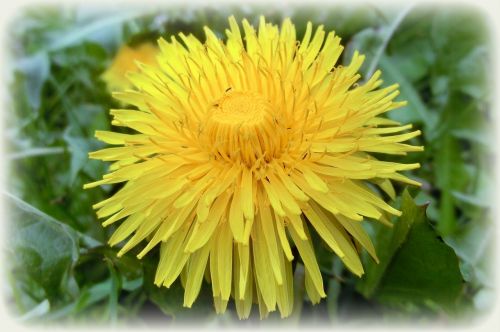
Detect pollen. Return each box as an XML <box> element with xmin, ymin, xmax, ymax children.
<box><xmin>203</xmin><ymin>90</ymin><xmax>281</xmax><ymax>166</ymax></box>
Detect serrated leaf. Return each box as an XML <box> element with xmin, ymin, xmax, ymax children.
<box><xmin>375</xmin><ymin>213</ymin><xmax>463</xmax><ymax>309</ymax></box>
<box><xmin>357</xmin><ymin>190</ymin><xmax>463</xmax><ymax>312</ymax></box>
<box><xmin>356</xmin><ymin>190</ymin><xmax>417</xmax><ymax>298</ymax></box>
<box><xmin>444</xmin><ymin>218</ymin><xmax>494</xmax><ymax>289</ymax></box>
<box><xmin>5</xmin><ymin>192</ymin><xmax>79</xmax><ymax>306</ymax></box>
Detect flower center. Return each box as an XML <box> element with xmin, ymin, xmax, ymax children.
<box><xmin>204</xmin><ymin>90</ymin><xmax>281</xmax><ymax>166</ymax></box>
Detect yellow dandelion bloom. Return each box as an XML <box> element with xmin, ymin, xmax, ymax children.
<box><xmin>85</xmin><ymin>16</ymin><xmax>422</xmax><ymax>319</ymax></box>
<box><xmin>101</xmin><ymin>42</ymin><xmax>159</xmax><ymax>92</ymax></box>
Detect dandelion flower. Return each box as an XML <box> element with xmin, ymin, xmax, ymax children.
<box><xmin>101</xmin><ymin>42</ymin><xmax>159</xmax><ymax>92</ymax></box>
<box><xmin>85</xmin><ymin>16</ymin><xmax>422</xmax><ymax>319</ymax></box>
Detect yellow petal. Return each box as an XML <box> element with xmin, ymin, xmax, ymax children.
<box><xmin>287</xmin><ymin>220</ymin><xmax>326</xmax><ymax>298</ymax></box>
<box><xmin>217</xmin><ymin>223</ymin><xmax>233</xmax><ymax>301</ymax></box>
<box><xmin>183</xmin><ymin>241</ymin><xmax>211</xmax><ymax>307</ymax></box>
<box><xmin>229</xmin><ymin>184</ymin><xmax>245</xmax><ymax>242</ymax></box>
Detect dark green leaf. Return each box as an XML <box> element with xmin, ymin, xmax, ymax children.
<box><xmin>106</xmin><ymin>259</ymin><xmax>120</xmax><ymax>323</ymax></box>
<box><xmin>434</xmin><ymin>134</ymin><xmax>462</xmax><ymax>235</ymax></box>
<box><xmin>49</xmin><ymin>278</ymin><xmax>112</xmax><ymax>319</ymax></box>
<box><xmin>375</xmin><ymin>213</ymin><xmax>463</xmax><ymax>309</ymax></box>
<box><xmin>356</xmin><ymin>190</ymin><xmax>417</xmax><ymax>298</ymax></box>
<box><xmin>142</xmin><ymin>258</ymin><xmax>215</xmax><ymax>321</ymax></box>
<box><xmin>357</xmin><ymin>190</ymin><xmax>463</xmax><ymax>311</ymax></box>
<box><xmin>388</xmin><ymin>44</ymin><xmax>433</xmax><ymax>83</ymax></box>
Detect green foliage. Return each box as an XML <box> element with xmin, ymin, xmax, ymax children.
<box><xmin>357</xmin><ymin>190</ymin><xmax>418</xmax><ymax>299</ymax></box>
<box><xmin>5</xmin><ymin>4</ymin><xmax>492</xmax><ymax>326</ymax></box>
<box><xmin>6</xmin><ymin>193</ymin><xmax>79</xmax><ymax>312</ymax></box>
<box><xmin>358</xmin><ymin>191</ymin><xmax>463</xmax><ymax>311</ymax></box>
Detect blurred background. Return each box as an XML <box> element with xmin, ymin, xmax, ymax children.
<box><xmin>2</xmin><ymin>2</ymin><xmax>494</xmax><ymax>327</ymax></box>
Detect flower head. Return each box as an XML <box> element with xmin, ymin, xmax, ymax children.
<box><xmin>101</xmin><ymin>42</ymin><xmax>159</xmax><ymax>92</ymax></box>
<box><xmin>86</xmin><ymin>16</ymin><xmax>422</xmax><ymax>318</ymax></box>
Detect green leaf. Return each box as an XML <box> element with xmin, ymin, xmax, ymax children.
<box><xmin>387</xmin><ymin>43</ymin><xmax>433</xmax><ymax>83</ymax></box>
<box><xmin>454</xmin><ymin>46</ymin><xmax>489</xmax><ymax>99</ymax></box>
<box><xmin>356</xmin><ymin>190</ymin><xmax>416</xmax><ymax>298</ymax></box>
<box><xmin>357</xmin><ymin>190</ymin><xmax>463</xmax><ymax>311</ymax></box>
<box><xmin>142</xmin><ymin>258</ymin><xmax>215</xmax><ymax>321</ymax></box>
<box><xmin>444</xmin><ymin>218</ymin><xmax>493</xmax><ymax>289</ymax></box>
<box><xmin>430</xmin><ymin>9</ymin><xmax>488</xmax><ymax>66</ymax></box>
<box><xmin>63</xmin><ymin>104</ymin><xmax>109</xmax><ymax>183</ymax></box>
<box><xmin>414</xmin><ymin>190</ymin><xmax>439</xmax><ymax>222</ymax></box>
<box><xmin>19</xmin><ymin>299</ymin><xmax>50</xmax><ymax>322</ymax></box>
<box><xmin>429</xmin><ymin>9</ymin><xmax>490</xmax><ymax>103</ymax></box>
<box><xmin>45</xmin><ymin>9</ymin><xmax>149</xmax><ymax>52</ymax></box>
<box><xmin>472</xmin><ymin>288</ymin><xmax>495</xmax><ymax>312</ymax></box>
<box><xmin>46</xmin><ymin>279</ymin><xmax>113</xmax><ymax>320</ymax></box>
<box><xmin>63</xmin><ymin>129</ymin><xmax>91</xmax><ymax>184</ymax></box>
<box><xmin>345</xmin><ymin>29</ymin><xmax>435</xmax><ymax>129</ymax></box>
<box><xmin>434</xmin><ymin>134</ymin><xmax>461</xmax><ymax>235</ymax></box>
<box><xmin>330</xmin><ymin>6</ymin><xmax>386</xmax><ymax>37</ymax></box>
<box><xmin>343</xmin><ymin>27</ymin><xmax>383</xmax><ymax>75</ymax></box>
<box><xmin>5</xmin><ymin>192</ymin><xmax>79</xmax><ymax>308</ymax></box>
<box><xmin>451</xmin><ymin>164</ymin><xmax>493</xmax><ymax>209</ymax></box>
<box><xmin>375</xmin><ymin>214</ymin><xmax>463</xmax><ymax>309</ymax></box>
<box><xmin>14</xmin><ymin>52</ymin><xmax>50</xmax><ymax>110</ymax></box>
<box><xmin>147</xmin><ymin>280</ymin><xmax>185</xmax><ymax>318</ymax></box>
<box><xmin>379</xmin><ymin>55</ymin><xmax>436</xmax><ymax>131</ymax></box>
<box><xmin>326</xmin><ymin>258</ymin><xmax>344</xmax><ymax>321</ymax></box>
<box><xmin>450</xmin><ymin>192</ymin><xmax>482</xmax><ymax>208</ymax></box>
<box><xmin>105</xmin><ymin>259</ymin><xmax>120</xmax><ymax>323</ymax></box>
<box><xmin>7</xmin><ymin>147</ymin><xmax>65</xmax><ymax>160</ymax></box>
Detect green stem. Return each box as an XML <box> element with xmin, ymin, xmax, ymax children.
<box><xmin>437</xmin><ymin>134</ymin><xmax>456</xmax><ymax>235</ymax></box>
<box><xmin>365</xmin><ymin>5</ymin><xmax>414</xmax><ymax>79</ymax></box>
<box><xmin>290</xmin><ymin>264</ymin><xmax>305</xmax><ymax>322</ymax></box>
<box><xmin>7</xmin><ymin>147</ymin><xmax>65</xmax><ymax>160</ymax></box>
